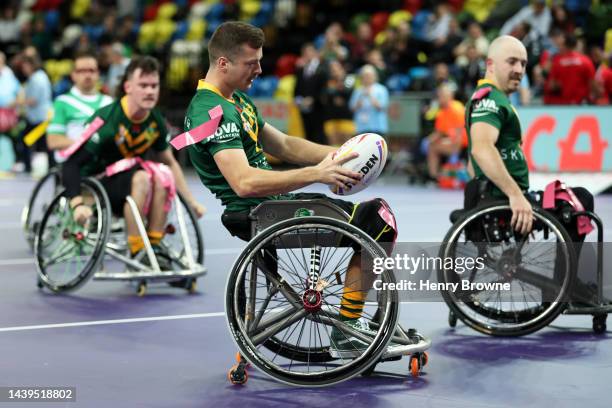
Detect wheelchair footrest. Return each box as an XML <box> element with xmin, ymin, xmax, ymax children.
<box><xmin>381</xmin><ymin>334</ymin><xmax>431</xmax><ymax>360</ymax></box>
<box><xmin>564</xmin><ymin>303</ymin><xmax>612</xmax><ymax>315</ymax></box>
<box><xmin>93</xmin><ymin>266</ymin><xmax>207</xmax><ymax>281</ymax></box>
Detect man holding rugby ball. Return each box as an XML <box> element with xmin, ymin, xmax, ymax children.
<box><xmin>182</xmin><ymin>21</ymin><xmax>397</xmax><ymax>358</ymax></box>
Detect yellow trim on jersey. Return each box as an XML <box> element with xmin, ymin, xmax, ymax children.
<box><xmin>120</xmin><ymin>96</ymin><xmax>150</xmax><ymax>124</ymax></box>
<box><xmin>196</xmin><ymin>80</ymin><xmax>234</xmax><ymax>103</ymax></box>
<box><xmin>477</xmin><ymin>79</ymin><xmax>497</xmax><ymax>88</ymax></box>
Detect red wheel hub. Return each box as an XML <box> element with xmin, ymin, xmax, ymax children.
<box><xmin>302</xmin><ymin>289</ymin><xmax>322</xmax><ymax>312</ymax></box>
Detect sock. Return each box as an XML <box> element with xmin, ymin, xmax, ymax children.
<box><xmin>147</xmin><ymin>230</ymin><xmax>164</xmax><ymax>246</ymax></box>
<box><xmin>128</xmin><ymin>235</ymin><xmax>144</xmax><ymax>255</ymax></box>
<box><xmin>339</xmin><ymin>288</ymin><xmax>367</xmax><ymax>321</ymax></box>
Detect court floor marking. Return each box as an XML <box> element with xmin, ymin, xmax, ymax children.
<box><xmin>0</xmin><ymin>312</ymin><xmax>226</xmax><ymax>333</ymax></box>
<box><xmin>0</xmin><ymin>247</ymin><xmax>243</xmax><ymax>267</ymax></box>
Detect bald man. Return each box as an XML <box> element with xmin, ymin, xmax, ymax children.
<box><xmin>465</xmin><ymin>35</ymin><xmax>593</xmax><ymax>240</ymax></box>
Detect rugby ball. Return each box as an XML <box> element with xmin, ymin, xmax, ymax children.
<box><xmin>329</xmin><ymin>133</ymin><xmax>388</xmax><ymax>195</ymax></box>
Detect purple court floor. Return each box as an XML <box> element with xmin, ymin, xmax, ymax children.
<box><xmin>1</xmin><ymin>173</ymin><xmax>611</xmax><ymax>408</ymax></box>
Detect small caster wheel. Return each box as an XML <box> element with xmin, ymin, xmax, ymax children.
<box><xmin>448</xmin><ymin>310</ymin><xmax>457</xmax><ymax>328</ymax></box>
<box><xmin>228</xmin><ymin>365</ymin><xmax>248</xmax><ymax>385</ymax></box>
<box><xmin>593</xmin><ymin>314</ymin><xmax>607</xmax><ymax>334</ymax></box>
<box><xmin>136</xmin><ymin>281</ymin><xmax>147</xmax><ymax>297</ymax></box>
<box><xmin>235</xmin><ymin>352</ymin><xmax>251</xmax><ymax>368</ymax></box>
<box><xmin>187</xmin><ymin>279</ymin><xmax>197</xmax><ymax>294</ymax></box>
<box><xmin>409</xmin><ymin>355</ymin><xmax>420</xmax><ymax>377</ymax></box>
<box><xmin>421</xmin><ymin>352</ymin><xmax>429</xmax><ymax>367</ymax></box>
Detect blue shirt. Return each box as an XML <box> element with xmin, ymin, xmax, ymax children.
<box><xmin>24</xmin><ymin>69</ymin><xmax>52</xmax><ymax>124</ymax></box>
<box><xmin>0</xmin><ymin>66</ymin><xmax>20</xmax><ymax>108</ymax></box>
<box><xmin>349</xmin><ymin>83</ymin><xmax>389</xmax><ymax>134</ymax></box>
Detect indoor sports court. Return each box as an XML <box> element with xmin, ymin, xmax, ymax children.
<box><xmin>1</xmin><ymin>174</ymin><xmax>611</xmax><ymax>407</ymax></box>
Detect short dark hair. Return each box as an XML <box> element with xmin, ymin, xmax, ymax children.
<box><xmin>208</xmin><ymin>21</ymin><xmax>265</xmax><ymax>64</ymax></box>
<box><xmin>73</xmin><ymin>50</ymin><xmax>98</xmax><ymax>64</ymax></box>
<box><xmin>116</xmin><ymin>55</ymin><xmax>160</xmax><ymax>97</ymax></box>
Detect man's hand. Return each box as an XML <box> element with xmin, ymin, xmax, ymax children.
<box><xmin>509</xmin><ymin>193</ymin><xmax>533</xmax><ymax>235</ymax></box>
<box><xmin>190</xmin><ymin>201</ymin><xmax>206</xmax><ymax>218</ymax></box>
<box><xmin>72</xmin><ymin>204</ymin><xmax>93</xmax><ymax>226</ymax></box>
<box><xmin>313</xmin><ymin>151</ymin><xmax>362</xmax><ymax>191</ymax></box>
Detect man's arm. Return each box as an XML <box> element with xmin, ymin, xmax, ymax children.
<box><xmin>213</xmin><ymin>148</ymin><xmax>360</xmax><ymax>198</ymax></box>
<box><xmin>155</xmin><ymin>149</ymin><xmax>205</xmax><ymax>218</ymax></box>
<box><xmin>470</xmin><ymin>121</ymin><xmax>533</xmax><ymax>234</ymax></box>
<box><xmin>259</xmin><ymin>123</ymin><xmax>334</xmax><ymax>165</ymax></box>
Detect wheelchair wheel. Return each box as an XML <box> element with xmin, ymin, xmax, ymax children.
<box><xmin>160</xmin><ymin>192</ymin><xmax>204</xmax><ymax>268</ymax></box>
<box><xmin>438</xmin><ymin>201</ymin><xmax>576</xmax><ymax>336</ymax></box>
<box><xmin>22</xmin><ymin>168</ymin><xmax>61</xmax><ymax>249</ymax></box>
<box><xmin>35</xmin><ymin>178</ymin><xmax>112</xmax><ymax>293</ymax></box>
<box><xmin>225</xmin><ymin>216</ymin><xmax>399</xmax><ymax>386</ymax></box>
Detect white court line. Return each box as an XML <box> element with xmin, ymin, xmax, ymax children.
<box><xmin>0</xmin><ymin>312</ymin><xmax>225</xmax><ymax>333</ymax></box>
<box><xmin>0</xmin><ymin>247</ymin><xmax>243</xmax><ymax>267</ymax></box>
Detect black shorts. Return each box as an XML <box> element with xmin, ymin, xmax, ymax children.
<box><xmin>221</xmin><ymin>192</ymin><xmax>396</xmax><ymax>252</ymax></box>
<box><xmin>99</xmin><ymin>168</ymin><xmax>140</xmax><ymax>216</ymax></box>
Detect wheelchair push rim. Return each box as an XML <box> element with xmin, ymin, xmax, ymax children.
<box><xmin>225</xmin><ymin>216</ymin><xmax>399</xmax><ymax>386</ymax></box>
<box><xmin>438</xmin><ymin>202</ymin><xmax>576</xmax><ymax>336</ymax></box>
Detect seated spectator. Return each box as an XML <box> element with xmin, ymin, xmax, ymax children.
<box><xmin>422</xmin><ymin>85</ymin><xmax>467</xmax><ymax>180</ymax></box>
<box><xmin>458</xmin><ymin>44</ymin><xmax>486</xmax><ymax>100</ymax></box>
<box><xmin>454</xmin><ymin>21</ymin><xmax>489</xmax><ymax>67</ymax></box>
<box><xmin>501</xmin><ymin>0</ymin><xmax>551</xmax><ymax>42</ymax></box>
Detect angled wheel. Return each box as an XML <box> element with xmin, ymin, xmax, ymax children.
<box><xmin>22</xmin><ymin>168</ymin><xmax>62</xmax><ymax>250</ymax></box>
<box><xmin>160</xmin><ymin>192</ymin><xmax>204</xmax><ymax>270</ymax></box>
<box><xmin>35</xmin><ymin>178</ymin><xmax>111</xmax><ymax>293</ymax></box>
<box><xmin>438</xmin><ymin>201</ymin><xmax>576</xmax><ymax>336</ymax></box>
<box><xmin>226</xmin><ymin>216</ymin><xmax>399</xmax><ymax>386</ymax></box>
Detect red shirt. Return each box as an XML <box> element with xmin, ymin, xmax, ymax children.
<box><xmin>545</xmin><ymin>50</ymin><xmax>595</xmax><ymax>104</ymax></box>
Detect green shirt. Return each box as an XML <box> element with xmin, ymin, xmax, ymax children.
<box><xmin>466</xmin><ymin>80</ymin><xmax>529</xmax><ymax>196</ymax></box>
<box><xmin>185</xmin><ymin>81</ymin><xmax>280</xmax><ymax>212</ymax></box>
<box><xmin>48</xmin><ymin>87</ymin><xmax>113</xmax><ymax>163</ymax></box>
<box><xmin>81</xmin><ymin>97</ymin><xmax>169</xmax><ymax>176</ymax></box>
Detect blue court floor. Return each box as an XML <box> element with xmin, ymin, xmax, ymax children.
<box><xmin>1</xmin><ymin>173</ymin><xmax>611</xmax><ymax>408</ymax></box>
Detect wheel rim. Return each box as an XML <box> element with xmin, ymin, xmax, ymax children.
<box><xmin>226</xmin><ymin>217</ymin><xmax>398</xmax><ymax>386</ymax></box>
<box><xmin>440</xmin><ymin>205</ymin><xmax>574</xmax><ymax>333</ymax></box>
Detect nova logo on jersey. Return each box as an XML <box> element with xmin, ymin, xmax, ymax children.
<box><xmin>214</xmin><ymin>122</ymin><xmax>241</xmax><ymax>141</ymax></box>
<box><xmin>472</xmin><ymin>99</ymin><xmax>499</xmax><ymax>115</ymax></box>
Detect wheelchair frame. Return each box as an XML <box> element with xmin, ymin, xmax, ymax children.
<box><xmin>34</xmin><ymin>176</ymin><xmax>206</xmax><ymax>296</ymax></box>
<box><xmin>441</xmin><ymin>200</ymin><xmax>607</xmax><ymax>336</ymax></box>
<box><xmin>224</xmin><ymin>199</ymin><xmax>431</xmax><ymax>386</ymax></box>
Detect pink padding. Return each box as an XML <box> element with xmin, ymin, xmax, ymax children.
<box><xmin>542</xmin><ymin>180</ymin><xmax>594</xmax><ymax>235</ymax></box>
<box><xmin>170</xmin><ymin>105</ymin><xmax>224</xmax><ymax>150</ymax></box>
<box><xmin>471</xmin><ymin>86</ymin><xmax>491</xmax><ymax>100</ymax></box>
<box><xmin>58</xmin><ymin>117</ymin><xmax>105</xmax><ymax>159</ymax></box>
<box><xmin>105</xmin><ymin>157</ymin><xmax>176</xmax><ymax>215</ymax></box>
<box><xmin>377</xmin><ymin>198</ymin><xmax>398</xmax><ymax>251</ymax></box>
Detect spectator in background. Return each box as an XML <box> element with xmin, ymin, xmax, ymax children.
<box><xmin>0</xmin><ymin>6</ymin><xmax>20</xmax><ymax>50</ymax></box>
<box><xmin>349</xmin><ymin>64</ymin><xmax>389</xmax><ymax>137</ymax></box>
<box><xmin>428</xmin><ymin>62</ymin><xmax>459</xmax><ymax>95</ymax></box>
<box><xmin>458</xmin><ymin>44</ymin><xmax>486</xmax><ymax>100</ymax></box>
<box><xmin>321</xmin><ymin>60</ymin><xmax>355</xmax><ymax>146</ymax></box>
<box><xmin>592</xmin><ymin>49</ymin><xmax>612</xmax><ymax>105</ymax></box>
<box><xmin>423</xmin><ymin>84</ymin><xmax>466</xmax><ymax>180</ymax></box>
<box><xmin>550</xmin><ymin>3</ymin><xmax>574</xmax><ymax>34</ymax></box>
<box><xmin>318</xmin><ymin>22</ymin><xmax>349</xmax><ymax>63</ymax></box>
<box><xmin>104</xmin><ymin>42</ymin><xmax>130</xmax><ymax>97</ymax></box>
<box><xmin>16</xmin><ymin>54</ymin><xmax>52</xmax><ymax>174</ymax></box>
<box><xmin>425</xmin><ymin>3</ymin><xmax>453</xmax><ymax>45</ymax></box>
<box><xmin>544</xmin><ymin>33</ymin><xmax>595</xmax><ymax>104</ymax></box>
<box><xmin>384</xmin><ymin>21</ymin><xmax>420</xmax><ymax>75</ymax></box>
<box><xmin>294</xmin><ymin>43</ymin><xmax>327</xmax><ymax>144</ymax></box>
<box><xmin>365</xmin><ymin>48</ymin><xmax>389</xmax><ymax>83</ymax></box>
<box><xmin>428</xmin><ymin>17</ymin><xmax>463</xmax><ymax>64</ymax></box>
<box><xmin>454</xmin><ymin>21</ymin><xmax>489</xmax><ymax>67</ymax></box>
<box><xmin>349</xmin><ymin>21</ymin><xmax>374</xmax><ymax>69</ymax></box>
<box><xmin>501</xmin><ymin>0</ymin><xmax>551</xmax><ymax>42</ymax></box>
<box><xmin>0</xmin><ymin>51</ymin><xmax>21</xmax><ymax>173</ymax></box>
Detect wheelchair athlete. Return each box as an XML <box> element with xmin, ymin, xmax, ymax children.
<box><xmin>464</xmin><ymin>36</ymin><xmax>595</xmax><ymax>299</ymax></box>
<box><xmin>62</xmin><ymin>56</ymin><xmax>205</xmax><ymax>272</ymax></box>
<box><xmin>183</xmin><ymin>22</ymin><xmax>397</xmax><ymax>358</ymax></box>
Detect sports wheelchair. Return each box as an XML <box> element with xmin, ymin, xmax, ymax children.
<box><xmin>438</xmin><ymin>195</ymin><xmax>606</xmax><ymax>336</ymax></box>
<box><xmin>22</xmin><ymin>167</ymin><xmax>62</xmax><ymax>249</ymax></box>
<box><xmin>223</xmin><ymin>199</ymin><xmax>431</xmax><ymax>386</ymax></box>
<box><xmin>33</xmin><ymin>176</ymin><xmax>205</xmax><ymax>296</ymax></box>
